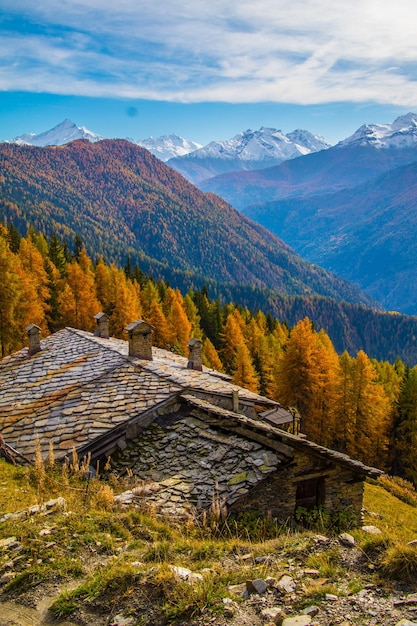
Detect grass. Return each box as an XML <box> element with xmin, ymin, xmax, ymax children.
<box><xmin>3</xmin><ymin>461</ymin><xmax>417</xmax><ymax>622</ymax></box>
<box><xmin>363</xmin><ymin>479</ymin><xmax>417</xmax><ymax>541</ymax></box>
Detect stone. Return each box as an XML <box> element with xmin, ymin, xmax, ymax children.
<box><xmin>301</xmin><ymin>569</ymin><xmax>320</xmax><ymax>577</ymax></box>
<box><xmin>170</xmin><ymin>565</ymin><xmax>192</xmax><ymax>579</ymax></box>
<box><xmin>325</xmin><ymin>593</ymin><xmax>338</xmax><ymax>601</ymax></box>
<box><xmin>282</xmin><ymin>617</ymin><xmax>311</xmax><ymax>626</ymax></box>
<box><xmin>187</xmin><ymin>572</ymin><xmax>204</xmax><ymax>584</ymax></box>
<box><xmin>276</xmin><ymin>574</ymin><xmax>296</xmax><ymax>593</ymax></box>
<box><xmin>339</xmin><ymin>532</ymin><xmax>355</xmax><ymax>547</ymax></box>
<box><xmin>302</xmin><ymin>605</ymin><xmax>319</xmax><ymax>616</ymax></box>
<box><xmin>246</xmin><ymin>578</ymin><xmax>268</xmax><ymax>594</ymax></box>
<box><xmin>361</xmin><ymin>525</ymin><xmax>382</xmax><ymax>534</ymax></box>
<box><xmin>222</xmin><ymin>597</ymin><xmax>237</xmax><ymax>614</ymax></box>
<box><xmin>109</xmin><ymin>614</ymin><xmax>136</xmax><ymax>626</ymax></box>
<box><xmin>0</xmin><ymin>572</ymin><xmax>16</xmax><ymax>584</ymax></box>
<box><xmin>394</xmin><ymin>621</ymin><xmax>417</xmax><ymax>626</ymax></box>
<box><xmin>255</xmin><ymin>554</ymin><xmax>272</xmax><ymax>564</ymax></box>
<box><xmin>407</xmin><ymin>540</ymin><xmax>417</xmax><ymax>547</ymax></box>
<box><xmin>228</xmin><ymin>471</ymin><xmax>247</xmax><ymax>485</ymax></box>
<box><xmin>115</xmin><ymin>491</ymin><xmax>135</xmax><ymax>504</ymax></box>
<box><xmin>228</xmin><ymin>583</ymin><xmax>249</xmax><ymax>598</ymax></box>
<box><xmin>312</xmin><ymin>534</ymin><xmax>329</xmax><ymax>544</ymax></box>
<box><xmin>261</xmin><ymin>606</ymin><xmax>286</xmax><ymax>623</ymax></box>
<box><xmin>0</xmin><ymin>537</ymin><xmax>18</xmax><ymax>549</ymax></box>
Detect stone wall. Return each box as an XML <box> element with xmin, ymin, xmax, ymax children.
<box><xmin>111</xmin><ymin>404</ymin><xmax>365</xmax><ymax>523</ymax></box>
<box><xmin>112</xmin><ymin>414</ymin><xmax>282</xmax><ymax>512</ymax></box>
<box><xmin>229</xmin><ymin>450</ymin><xmax>364</xmax><ymax>523</ymax></box>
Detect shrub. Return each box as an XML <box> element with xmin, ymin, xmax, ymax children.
<box><xmin>377</xmin><ymin>475</ymin><xmax>417</xmax><ymax>507</ymax></box>
<box><xmin>381</xmin><ymin>543</ymin><xmax>417</xmax><ymax>583</ymax></box>
<box><xmin>295</xmin><ymin>506</ymin><xmax>357</xmax><ymax>533</ymax></box>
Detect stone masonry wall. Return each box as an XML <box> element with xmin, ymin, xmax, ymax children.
<box><xmin>229</xmin><ymin>450</ymin><xmax>365</xmax><ymax>523</ymax></box>
<box><xmin>112</xmin><ymin>414</ymin><xmax>282</xmax><ymax>513</ymax></box>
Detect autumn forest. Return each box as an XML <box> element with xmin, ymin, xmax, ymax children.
<box><xmin>2</xmin><ymin>222</ymin><xmax>417</xmax><ymax>486</ymax></box>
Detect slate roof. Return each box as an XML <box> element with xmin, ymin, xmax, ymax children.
<box><xmin>0</xmin><ymin>327</ymin><xmax>279</xmax><ymax>460</ymax></box>
<box><xmin>182</xmin><ymin>395</ymin><xmax>383</xmax><ymax>479</ymax></box>
<box><xmin>0</xmin><ymin>327</ymin><xmax>384</xmax><ymax>480</ymax></box>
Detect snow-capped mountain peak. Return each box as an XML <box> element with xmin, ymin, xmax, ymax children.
<box><xmin>338</xmin><ymin>113</ymin><xmax>417</xmax><ymax>149</ymax></box>
<box><xmin>177</xmin><ymin>127</ymin><xmax>330</xmax><ymax>164</ymax></box>
<box><xmin>135</xmin><ymin>134</ymin><xmax>202</xmax><ymax>161</ymax></box>
<box><xmin>7</xmin><ymin>119</ymin><xmax>103</xmax><ymax>147</ymax></box>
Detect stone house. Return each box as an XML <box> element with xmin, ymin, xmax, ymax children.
<box><xmin>0</xmin><ymin>317</ymin><xmax>382</xmax><ymax>522</ymax></box>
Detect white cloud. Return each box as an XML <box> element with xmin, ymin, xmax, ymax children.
<box><xmin>2</xmin><ymin>0</ymin><xmax>417</xmax><ymax>105</ymax></box>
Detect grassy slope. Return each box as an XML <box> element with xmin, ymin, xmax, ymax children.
<box><xmin>1</xmin><ymin>461</ymin><xmax>417</xmax><ymax>625</ymax></box>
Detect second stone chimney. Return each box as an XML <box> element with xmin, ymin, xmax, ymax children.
<box><xmin>26</xmin><ymin>324</ymin><xmax>41</xmax><ymax>356</ymax></box>
<box><xmin>187</xmin><ymin>338</ymin><xmax>203</xmax><ymax>371</ymax></box>
<box><xmin>94</xmin><ymin>312</ymin><xmax>110</xmax><ymax>338</ymax></box>
<box><xmin>125</xmin><ymin>320</ymin><xmax>153</xmax><ymax>360</ymax></box>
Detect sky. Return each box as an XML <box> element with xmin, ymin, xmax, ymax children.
<box><xmin>1</xmin><ymin>0</ymin><xmax>417</xmax><ymax>145</ymax></box>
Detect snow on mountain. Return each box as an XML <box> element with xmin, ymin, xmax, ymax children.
<box><xmin>338</xmin><ymin>113</ymin><xmax>417</xmax><ymax>149</ymax></box>
<box><xmin>286</xmin><ymin>129</ymin><xmax>332</xmax><ymax>153</ymax></box>
<box><xmin>180</xmin><ymin>127</ymin><xmax>331</xmax><ymax>164</ymax></box>
<box><xmin>135</xmin><ymin>134</ymin><xmax>202</xmax><ymax>161</ymax></box>
<box><xmin>167</xmin><ymin>127</ymin><xmax>331</xmax><ymax>185</ymax></box>
<box><xmin>7</xmin><ymin>119</ymin><xmax>103</xmax><ymax>146</ymax></box>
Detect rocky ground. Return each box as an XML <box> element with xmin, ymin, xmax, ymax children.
<box><xmin>1</xmin><ymin>484</ymin><xmax>417</xmax><ymax>626</ymax></box>
<box><xmin>1</xmin><ymin>521</ymin><xmax>417</xmax><ymax>626</ymax></box>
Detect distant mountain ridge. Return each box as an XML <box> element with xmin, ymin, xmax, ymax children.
<box><xmin>4</xmin><ymin>139</ymin><xmax>417</xmax><ymax>363</ymax></box>
<box><xmin>0</xmin><ymin>139</ymin><xmax>368</xmax><ymax>308</ymax></box>
<box><xmin>201</xmin><ymin>114</ymin><xmax>417</xmax><ymax>210</ymax></box>
<box><xmin>338</xmin><ymin>112</ymin><xmax>417</xmax><ymax>149</ymax></box>
<box><xmin>3</xmin><ymin>120</ymin><xmax>331</xmax><ymax>185</ymax></box>
<box><xmin>135</xmin><ymin>135</ymin><xmax>202</xmax><ymax>161</ymax></box>
<box><xmin>167</xmin><ymin>127</ymin><xmax>331</xmax><ymax>184</ymax></box>
<box><xmin>244</xmin><ymin>159</ymin><xmax>417</xmax><ymax>315</ymax></box>
<box><xmin>7</xmin><ymin>119</ymin><xmax>104</xmax><ymax>146</ymax></box>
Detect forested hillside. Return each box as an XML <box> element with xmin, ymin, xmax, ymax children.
<box><xmin>2</xmin><ymin>223</ymin><xmax>417</xmax><ymax>481</ymax></box>
<box><xmin>0</xmin><ymin>139</ymin><xmax>372</xmax><ymax>307</ymax></box>
<box><xmin>244</xmin><ymin>160</ymin><xmax>417</xmax><ymax>315</ymax></box>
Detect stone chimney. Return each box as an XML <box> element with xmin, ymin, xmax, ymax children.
<box><xmin>125</xmin><ymin>320</ymin><xmax>153</xmax><ymax>360</ymax></box>
<box><xmin>26</xmin><ymin>324</ymin><xmax>41</xmax><ymax>356</ymax></box>
<box><xmin>94</xmin><ymin>312</ymin><xmax>110</xmax><ymax>338</ymax></box>
<box><xmin>187</xmin><ymin>338</ymin><xmax>203</xmax><ymax>371</ymax></box>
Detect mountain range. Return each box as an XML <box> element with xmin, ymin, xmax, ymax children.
<box><xmin>0</xmin><ymin>139</ymin><xmax>366</xmax><ymax>306</ymax></box>
<box><xmin>4</xmin><ymin>120</ymin><xmax>331</xmax><ymax>179</ymax></box>
<box><xmin>135</xmin><ymin>135</ymin><xmax>202</xmax><ymax>161</ymax></box>
<box><xmin>4</xmin><ymin>115</ymin><xmax>417</xmax><ymax>357</ymax></box>
<box><xmin>4</xmin><ymin>138</ymin><xmax>417</xmax><ymax>363</ymax></box>
<box><xmin>167</xmin><ymin>128</ymin><xmax>331</xmax><ymax>184</ymax></box>
<box><xmin>200</xmin><ymin>114</ymin><xmax>417</xmax><ymax>209</ymax></box>
<box><xmin>197</xmin><ymin>113</ymin><xmax>417</xmax><ymax>315</ymax></box>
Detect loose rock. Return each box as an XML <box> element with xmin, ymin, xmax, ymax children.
<box><xmin>338</xmin><ymin>532</ymin><xmax>355</xmax><ymax>547</ymax></box>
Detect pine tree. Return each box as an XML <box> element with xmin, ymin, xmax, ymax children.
<box><xmin>275</xmin><ymin>318</ymin><xmax>339</xmax><ymax>447</ymax></box>
<box><xmin>0</xmin><ymin>235</ymin><xmax>24</xmax><ymax>356</ymax></box>
<box><xmin>348</xmin><ymin>350</ymin><xmax>392</xmax><ymax>467</ymax></box>
<box><xmin>110</xmin><ymin>268</ymin><xmax>143</xmax><ymax>337</ymax></box>
<box><xmin>145</xmin><ymin>300</ymin><xmax>171</xmax><ymax>349</ymax></box>
<box><xmin>221</xmin><ymin>311</ymin><xmax>246</xmax><ymax>373</ymax></box>
<box><xmin>183</xmin><ymin>293</ymin><xmax>203</xmax><ymax>340</ymax></box>
<box><xmin>202</xmin><ymin>337</ymin><xmax>223</xmax><ymax>371</ymax></box>
<box><xmin>48</xmin><ymin>234</ymin><xmax>67</xmax><ymax>275</ymax></box>
<box><xmin>167</xmin><ymin>296</ymin><xmax>192</xmax><ymax>355</ymax></box>
<box><xmin>60</xmin><ymin>259</ymin><xmax>100</xmax><ymax>331</ymax></box>
<box><xmin>393</xmin><ymin>366</ymin><xmax>417</xmax><ymax>483</ymax></box>
<box><xmin>233</xmin><ymin>342</ymin><xmax>260</xmax><ymax>393</ymax></box>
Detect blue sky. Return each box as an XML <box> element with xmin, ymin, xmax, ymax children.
<box><xmin>1</xmin><ymin>1</ymin><xmax>417</xmax><ymax>145</ymax></box>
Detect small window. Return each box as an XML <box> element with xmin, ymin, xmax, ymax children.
<box><xmin>295</xmin><ymin>477</ymin><xmax>325</xmax><ymax>511</ymax></box>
